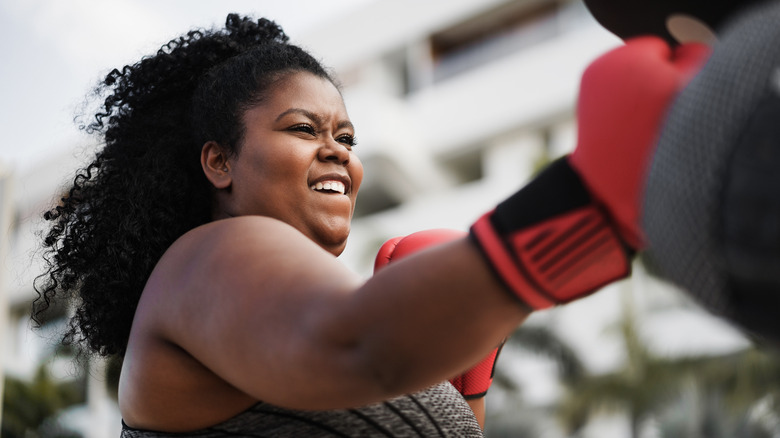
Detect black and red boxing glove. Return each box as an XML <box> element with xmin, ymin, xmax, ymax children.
<box><xmin>570</xmin><ymin>37</ymin><xmax>710</xmax><ymax>249</ymax></box>
<box><xmin>373</xmin><ymin>229</ymin><xmax>467</xmax><ymax>272</ymax></box>
<box><xmin>470</xmin><ymin>37</ymin><xmax>711</xmax><ymax>310</ymax></box>
<box><xmin>446</xmin><ymin>343</ymin><xmax>503</xmax><ymax>400</ymax></box>
<box><xmin>374</xmin><ymin>229</ymin><xmax>503</xmax><ymax>399</ymax></box>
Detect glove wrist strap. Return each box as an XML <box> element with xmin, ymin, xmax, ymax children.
<box><xmin>470</xmin><ymin>158</ymin><xmax>632</xmax><ymax>310</ymax></box>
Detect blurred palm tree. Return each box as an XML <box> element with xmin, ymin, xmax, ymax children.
<box><xmin>557</xmin><ymin>303</ymin><xmax>703</xmax><ymax>437</ymax></box>
<box><xmin>654</xmin><ymin>346</ymin><xmax>780</xmax><ymax>437</ymax></box>
<box><xmin>506</xmin><ymin>325</ymin><xmax>586</xmax><ymax>387</ymax></box>
<box><xmin>486</xmin><ymin>323</ymin><xmax>587</xmax><ymax>437</ymax></box>
<box><xmin>1</xmin><ymin>360</ymin><xmax>86</xmax><ymax>438</ymax></box>
<box><xmin>557</xmin><ymin>292</ymin><xmax>780</xmax><ymax>438</ymax></box>
<box><xmin>2</xmin><ymin>302</ymin><xmax>87</xmax><ymax>438</ymax></box>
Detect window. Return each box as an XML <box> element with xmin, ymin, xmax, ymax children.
<box><xmin>430</xmin><ymin>0</ymin><xmax>570</xmax><ymax>82</ymax></box>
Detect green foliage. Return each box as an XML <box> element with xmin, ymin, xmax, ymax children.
<box><xmin>488</xmin><ymin>288</ymin><xmax>780</xmax><ymax>437</ymax></box>
<box><xmin>507</xmin><ymin>325</ymin><xmax>586</xmax><ymax>386</ymax></box>
<box><xmin>557</xmin><ymin>294</ymin><xmax>780</xmax><ymax>438</ymax></box>
<box><xmin>488</xmin><ymin>324</ymin><xmax>588</xmax><ymax>436</ymax></box>
<box><xmin>2</xmin><ymin>363</ymin><xmax>86</xmax><ymax>438</ymax></box>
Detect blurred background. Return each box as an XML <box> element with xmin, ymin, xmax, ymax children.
<box><xmin>1</xmin><ymin>0</ymin><xmax>779</xmax><ymax>436</ymax></box>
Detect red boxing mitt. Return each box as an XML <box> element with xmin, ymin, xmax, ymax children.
<box><xmin>447</xmin><ymin>343</ymin><xmax>503</xmax><ymax>400</ymax></box>
<box><xmin>570</xmin><ymin>37</ymin><xmax>711</xmax><ymax>249</ymax></box>
<box><xmin>373</xmin><ymin>229</ymin><xmax>467</xmax><ymax>272</ymax></box>
<box><xmin>374</xmin><ymin>229</ymin><xmax>502</xmax><ymax>399</ymax></box>
<box><xmin>470</xmin><ymin>37</ymin><xmax>710</xmax><ymax>310</ymax></box>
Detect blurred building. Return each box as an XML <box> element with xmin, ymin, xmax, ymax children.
<box><xmin>1</xmin><ymin>141</ymin><xmax>119</xmax><ymax>437</ymax></box>
<box><xmin>0</xmin><ymin>0</ymin><xmax>753</xmax><ymax>437</ymax></box>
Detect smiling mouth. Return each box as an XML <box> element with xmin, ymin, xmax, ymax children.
<box><xmin>310</xmin><ymin>180</ymin><xmax>346</xmax><ymax>195</ymax></box>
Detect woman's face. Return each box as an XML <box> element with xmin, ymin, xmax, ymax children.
<box><xmin>217</xmin><ymin>71</ymin><xmax>363</xmax><ymax>255</ymax></box>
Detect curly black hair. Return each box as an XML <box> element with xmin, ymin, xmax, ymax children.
<box><xmin>33</xmin><ymin>14</ymin><xmax>336</xmax><ymax>357</ymax></box>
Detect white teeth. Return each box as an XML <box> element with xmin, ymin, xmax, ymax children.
<box><xmin>310</xmin><ymin>180</ymin><xmax>346</xmax><ymax>195</ymax></box>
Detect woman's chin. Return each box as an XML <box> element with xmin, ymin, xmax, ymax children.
<box><xmin>311</xmin><ymin>225</ymin><xmax>351</xmax><ymax>256</ymax></box>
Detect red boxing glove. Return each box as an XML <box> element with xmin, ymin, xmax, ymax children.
<box><xmin>570</xmin><ymin>37</ymin><xmax>711</xmax><ymax>249</ymax></box>
<box><xmin>447</xmin><ymin>343</ymin><xmax>503</xmax><ymax>400</ymax></box>
<box><xmin>469</xmin><ymin>37</ymin><xmax>710</xmax><ymax>310</ymax></box>
<box><xmin>373</xmin><ymin>229</ymin><xmax>467</xmax><ymax>272</ymax></box>
<box><xmin>374</xmin><ymin>229</ymin><xmax>502</xmax><ymax>399</ymax></box>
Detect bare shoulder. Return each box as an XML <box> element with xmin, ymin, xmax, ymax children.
<box><xmin>142</xmin><ymin>216</ymin><xmax>359</xmax><ymax>313</ymax></box>
<box><xmin>121</xmin><ymin>216</ymin><xmax>364</xmax><ymax>427</ymax></box>
<box><xmin>121</xmin><ymin>217</ymin><xmax>325</xmax><ymax>429</ymax></box>
<box><xmin>137</xmin><ymin>215</ymin><xmax>362</xmax><ymax>339</ymax></box>
<box><xmin>154</xmin><ymin>217</ymin><xmax>336</xmax><ymax>284</ymax></box>
<box><xmin>163</xmin><ymin>216</ymin><xmax>317</xmax><ymax>268</ymax></box>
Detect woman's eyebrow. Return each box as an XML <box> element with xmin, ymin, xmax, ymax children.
<box><xmin>336</xmin><ymin>120</ymin><xmax>355</xmax><ymax>132</ymax></box>
<box><xmin>275</xmin><ymin>108</ymin><xmax>321</xmax><ymax>123</ymax></box>
<box><xmin>276</xmin><ymin>108</ymin><xmax>354</xmax><ymax>131</ymax></box>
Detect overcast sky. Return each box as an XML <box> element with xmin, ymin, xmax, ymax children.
<box><xmin>0</xmin><ymin>0</ymin><xmax>374</xmax><ymax>173</ymax></box>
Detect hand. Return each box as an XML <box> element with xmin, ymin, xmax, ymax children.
<box><xmin>570</xmin><ymin>36</ymin><xmax>711</xmax><ymax>249</ymax></box>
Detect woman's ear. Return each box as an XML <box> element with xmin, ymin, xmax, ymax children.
<box><xmin>201</xmin><ymin>141</ymin><xmax>232</xmax><ymax>189</ymax></box>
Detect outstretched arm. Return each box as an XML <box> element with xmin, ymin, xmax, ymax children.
<box><xmin>140</xmin><ymin>216</ymin><xmax>523</xmax><ymax>410</ymax></box>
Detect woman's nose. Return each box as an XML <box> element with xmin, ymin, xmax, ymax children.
<box><xmin>318</xmin><ymin>138</ymin><xmax>350</xmax><ymax>165</ymax></box>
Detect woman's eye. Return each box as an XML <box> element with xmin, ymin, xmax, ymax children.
<box><xmin>338</xmin><ymin>135</ymin><xmax>357</xmax><ymax>148</ymax></box>
<box><xmin>290</xmin><ymin>124</ymin><xmax>316</xmax><ymax>135</ymax></box>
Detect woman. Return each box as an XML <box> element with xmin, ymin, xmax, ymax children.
<box><xmin>33</xmin><ymin>14</ymin><xmax>707</xmax><ymax>437</ymax></box>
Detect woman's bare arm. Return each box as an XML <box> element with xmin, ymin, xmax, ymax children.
<box><xmin>137</xmin><ymin>215</ymin><xmax>527</xmax><ymax>411</ymax></box>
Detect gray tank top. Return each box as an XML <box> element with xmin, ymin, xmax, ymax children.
<box><xmin>120</xmin><ymin>382</ymin><xmax>484</xmax><ymax>437</ymax></box>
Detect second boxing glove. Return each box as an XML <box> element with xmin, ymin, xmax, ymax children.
<box><xmin>374</xmin><ymin>229</ymin><xmax>503</xmax><ymax>400</ymax></box>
